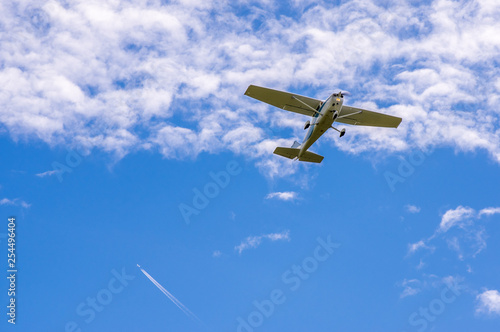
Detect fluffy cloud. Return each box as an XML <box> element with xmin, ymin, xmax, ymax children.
<box><xmin>399</xmin><ymin>275</ymin><xmax>463</xmax><ymax>299</ymax></box>
<box><xmin>35</xmin><ymin>170</ymin><xmax>60</xmax><ymax>177</ymax></box>
<box><xmin>478</xmin><ymin>207</ymin><xmax>500</xmax><ymax>217</ymax></box>
<box><xmin>407</xmin><ymin>205</ymin><xmax>500</xmax><ymax>259</ymax></box>
<box><xmin>476</xmin><ymin>290</ymin><xmax>500</xmax><ymax>315</ymax></box>
<box><xmin>407</xmin><ymin>240</ymin><xmax>432</xmax><ymax>255</ymax></box>
<box><xmin>265</xmin><ymin>191</ymin><xmax>298</xmax><ymax>201</ymax></box>
<box><xmin>235</xmin><ymin>230</ymin><xmax>290</xmax><ymax>254</ymax></box>
<box><xmin>0</xmin><ymin>198</ymin><xmax>31</xmax><ymax>208</ymax></box>
<box><xmin>2</xmin><ymin>1</ymin><xmax>500</xmax><ymax>175</ymax></box>
<box><xmin>406</xmin><ymin>204</ymin><xmax>421</xmax><ymax>213</ymax></box>
<box><xmin>400</xmin><ymin>279</ymin><xmax>422</xmax><ymax>298</ymax></box>
<box><xmin>439</xmin><ymin>206</ymin><xmax>475</xmax><ymax>232</ymax></box>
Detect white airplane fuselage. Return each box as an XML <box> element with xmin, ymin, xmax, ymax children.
<box><xmin>298</xmin><ymin>93</ymin><xmax>343</xmax><ymax>158</ymax></box>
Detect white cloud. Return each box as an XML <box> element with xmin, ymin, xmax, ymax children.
<box><xmin>0</xmin><ymin>198</ymin><xmax>31</xmax><ymax>208</ymax></box>
<box><xmin>478</xmin><ymin>207</ymin><xmax>500</xmax><ymax>217</ymax></box>
<box><xmin>1</xmin><ymin>1</ymin><xmax>500</xmax><ymax>175</ymax></box>
<box><xmin>400</xmin><ymin>287</ymin><xmax>421</xmax><ymax>298</ymax></box>
<box><xmin>408</xmin><ymin>240</ymin><xmax>429</xmax><ymax>255</ymax></box>
<box><xmin>416</xmin><ymin>259</ymin><xmax>425</xmax><ymax>270</ymax></box>
<box><xmin>442</xmin><ymin>275</ymin><xmax>463</xmax><ymax>292</ymax></box>
<box><xmin>21</xmin><ymin>201</ymin><xmax>31</xmax><ymax>208</ymax></box>
<box><xmin>0</xmin><ymin>198</ymin><xmax>14</xmax><ymax>205</ymax></box>
<box><xmin>406</xmin><ymin>204</ymin><xmax>421</xmax><ymax>213</ymax></box>
<box><xmin>407</xmin><ymin>205</ymin><xmax>500</xmax><ymax>261</ymax></box>
<box><xmin>447</xmin><ymin>237</ymin><xmax>463</xmax><ymax>261</ymax></box>
<box><xmin>235</xmin><ymin>230</ymin><xmax>290</xmax><ymax>254</ymax></box>
<box><xmin>439</xmin><ymin>206</ymin><xmax>475</xmax><ymax>232</ymax></box>
<box><xmin>399</xmin><ymin>275</ymin><xmax>460</xmax><ymax>299</ymax></box>
<box><xmin>35</xmin><ymin>170</ymin><xmax>60</xmax><ymax>178</ymax></box>
<box><xmin>476</xmin><ymin>290</ymin><xmax>500</xmax><ymax>315</ymax></box>
<box><xmin>265</xmin><ymin>191</ymin><xmax>298</xmax><ymax>201</ymax></box>
<box><xmin>212</xmin><ymin>250</ymin><xmax>222</xmax><ymax>258</ymax></box>
<box><xmin>266</xmin><ymin>231</ymin><xmax>290</xmax><ymax>241</ymax></box>
<box><xmin>400</xmin><ymin>279</ymin><xmax>422</xmax><ymax>298</ymax></box>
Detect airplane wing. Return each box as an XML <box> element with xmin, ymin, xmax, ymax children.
<box><xmin>244</xmin><ymin>85</ymin><xmax>321</xmax><ymax>117</ymax></box>
<box><xmin>336</xmin><ymin>105</ymin><xmax>402</xmax><ymax>128</ymax></box>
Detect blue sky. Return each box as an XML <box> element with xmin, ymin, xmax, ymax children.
<box><xmin>1</xmin><ymin>0</ymin><xmax>500</xmax><ymax>331</ymax></box>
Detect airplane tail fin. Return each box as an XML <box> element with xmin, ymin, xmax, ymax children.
<box><xmin>291</xmin><ymin>141</ymin><xmax>301</xmax><ymax>149</ymax></box>
<box><xmin>273</xmin><ymin>147</ymin><xmax>324</xmax><ymax>163</ymax></box>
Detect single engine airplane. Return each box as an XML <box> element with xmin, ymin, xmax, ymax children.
<box><xmin>244</xmin><ymin>85</ymin><xmax>402</xmax><ymax>163</ymax></box>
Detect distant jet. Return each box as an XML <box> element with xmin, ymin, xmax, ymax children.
<box><xmin>245</xmin><ymin>85</ymin><xmax>402</xmax><ymax>163</ymax></box>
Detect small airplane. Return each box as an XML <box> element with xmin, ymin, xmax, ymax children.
<box><xmin>244</xmin><ymin>85</ymin><xmax>402</xmax><ymax>163</ymax></box>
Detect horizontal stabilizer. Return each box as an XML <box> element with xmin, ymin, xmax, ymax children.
<box><xmin>273</xmin><ymin>147</ymin><xmax>324</xmax><ymax>163</ymax></box>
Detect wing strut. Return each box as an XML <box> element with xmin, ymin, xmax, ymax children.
<box><xmin>291</xmin><ymin>96</ymin><xmax>322</xmax><ymax>116</ymax></box>
<box><xmin>337</xmin><ymin>110</ymin><xmax>362</xmax><ymax>119</ymax></box>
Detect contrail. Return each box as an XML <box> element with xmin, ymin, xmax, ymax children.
<box><xmin>137</xmin><ymin>264</ymin><xmax>202</xmax><ymax>323</ymax></box>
